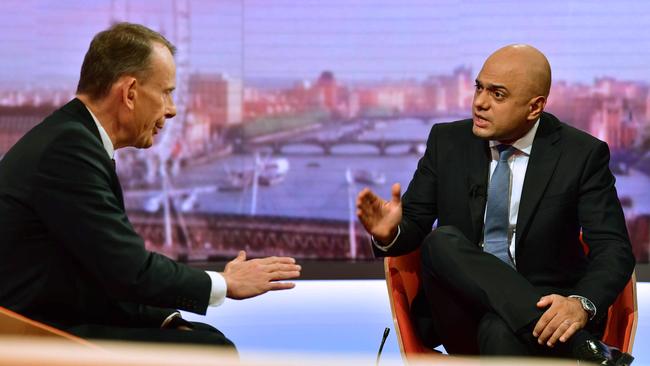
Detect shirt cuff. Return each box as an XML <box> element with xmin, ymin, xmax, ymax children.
<box><xmin>372</xmin><ymin>225</ymin><xmax>401</xmax><ymax>252</ymax></box>
<box><xmin>205</xmin><ymin>271</ymin><xmax>227</xmax><ymax>307</ymax></box>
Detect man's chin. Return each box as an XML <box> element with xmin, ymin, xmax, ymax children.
<box><xmin>472</xmin><ymin>125</ymin><xmax>493</xmax><ymax>140</ymax></box>
<box><xmin>134</xmin><ymin>139</ymin><xmax>154</xmax><ymax>149</ymax></box>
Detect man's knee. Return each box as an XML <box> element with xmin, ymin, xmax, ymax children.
<box><xmin>198</xmin><ymin>330</ymin><xmax>236</xmax><ymax>349</ymax></box>
<box><xmin>420</xmin><ymin>225</ymin><xmax>467</xmax><ymax>269</ymax></box>
<box><xmin>190</xmin><ymin>321</ymin><xmax>237</xmax><ymax>349</ymax></box>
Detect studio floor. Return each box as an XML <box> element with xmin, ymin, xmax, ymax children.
<box><xmin>183</xmin><ymin>280</ymin><xmax>649</xmax><ymax>365</ymax></box>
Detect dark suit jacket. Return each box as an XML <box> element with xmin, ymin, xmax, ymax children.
<box><xmin>0</xmin><ymin>99</ymin><xmax>211</xmax><ymax>328</ymax></box>
<box><xmin>375</xmin><ymin>112</ymin><xmax>635</xmax><ymax>316</ymax></box>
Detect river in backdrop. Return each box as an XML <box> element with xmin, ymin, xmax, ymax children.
<box><xmin>155</xmin><ymin>117</ymin><xmax>650</xmax><ymax>221</ymax></box>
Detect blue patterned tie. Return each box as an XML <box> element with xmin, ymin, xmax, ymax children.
<box><xmin>484</xmin><ymin>145</ymin><xmax>516</xmax><ymax>267</ymax></box>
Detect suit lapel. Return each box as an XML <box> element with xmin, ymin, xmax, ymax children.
<box><xmin>465</xmin><ymin>136</ymin><xmax>490</xmax><ymax>244</ymax></box>
<box><xmin>515</xmin><ymin>113</ymin><xmax>562</xmax><ymax>249</ymax></box>
<box><xmin>112</xmin><ymin>175</ymin><xmax>125</xmax><ymax>210</ymax></box>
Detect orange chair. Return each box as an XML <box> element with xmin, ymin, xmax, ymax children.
<box><xmin>384</xmin><ymin>247</ymin><xmax>638</xmax><ymax>362</ymax></box>
<box><xmin>601</xmin><ymin>271</ymin><xmax>638</xmax><ymax>352</ymax></box>
<box><xmin>0</xmin><ymin>306</ymin><xmax>96</xmax><ymax>347</ymax></box>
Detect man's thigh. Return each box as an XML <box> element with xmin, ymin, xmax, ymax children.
<box><xmin>420</xmin><ymin>226</ymin><xmax>543</xmax><ymax>332</ymax></box>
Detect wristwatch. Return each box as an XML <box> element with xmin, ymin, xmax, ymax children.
<box><xmin>569</xmin><ymin>295</ymin><xmax>597</xmax><ymax>320</ymax></box>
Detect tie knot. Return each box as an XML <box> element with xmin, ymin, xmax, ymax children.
<box><xmin>496</xmin><ymin>145</ymin><xmax>516</xmax><ymax>161</ymax></box>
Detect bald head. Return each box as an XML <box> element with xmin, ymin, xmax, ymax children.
<box><xmin>472</xmin><ymin>44</ymin><xmax>551</xmax><ymax>143</ymax></box>
<box><xmin>483</xmin><ymin>44</ymin><xmax>551</xmax><ymax>98</ymax></box>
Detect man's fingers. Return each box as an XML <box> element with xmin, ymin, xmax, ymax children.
<box><xmin>533</xmin><ymin>311</ymin><xmax>554</xmax><ymax>337</ymax></box>
<box><xmin>357</xmin><ymin>188</ymin><xmax>388</xmax><ymax>217</ymax></box>
<box><xmin>356</xmin><ymin>189</ymin><xmax>386</xmax><ymax>230</ymax></box>
<box><xmin>264</xmin><ymin>263</ymin><xmax>302</xmax><ymax>273</ymax></box>
<box><xmin>357</xmin><ymin>188</ymin><xmax>378</xmax><ymax>208</ymax></box>
<box><xmin>356</xmin><ymin>187</ymin><xmax>372</xmax><ymax>201</ymax></box>
<box><xmin>268</xmin><ymin>282</ymin><xmax>296</xmax><ymax>291</ymax></box>
<box><xmin>269</xmin><ymin>270</ymin><xmax>301</xmax><ymax>281</ymax></box>
<box><xmin>356</xmin><ymin>208</ymin><xmax>370</xmax><ymax>221</ymax></box>
<box><xmin>258</xmin><ymin>256</ymin><xmax>296</xmax><ymax>265</ymax></box>
<box><xmin>546</xmin><ymin>319</ymin><xmax>571</xmax><ymax>347</ymax></box>
<box><xmin>537</xmin><ymin>317</ymin><xmax>559</xmax><ymax>345</ymax></box>
<box><xmin>357</xmin><ymin>196</ymin><xmax>375</xmax><ymax>219</ymax></box>
<box><xmin>559</xmin><ymin>323</ymin><xmax>581</xmax><ymax>343</ymax></box>
<box><xmin>534</xmin><ymin>294</ymin><xmax>557</xmax><ymax>339</ymax></box>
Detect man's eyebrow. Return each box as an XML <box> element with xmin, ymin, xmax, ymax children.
<box><xmin>489</xmin><ymin>84</ymin><xmax>508</xmax><ymax>91</ymax></box>
<box><xmin>476</xmin><ymin>79</ymin><xmax>508</xmax><ymax>92</ymax></box>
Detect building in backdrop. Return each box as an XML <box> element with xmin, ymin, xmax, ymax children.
<box><xmin>0</xmin><ymin>0</ymin><xmax>648</xmax><ymax>263</ymax></box>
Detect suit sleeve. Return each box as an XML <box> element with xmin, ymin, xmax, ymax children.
<box><xmin>31</xmin><ymin>126</ymin><xmax>212</xmax><ymax>315</ymax></box>
<box><xmin>374</xmin><ymin>124</ymin><xmax>440</xmax><ymax>257</ymax></box>
<box><xmin>575</xmin><ymin>141</ymin><xmax>635</xmax><ymax>313</ymax></box>
<box><xmin>110</xmin><ymin>303</ymin><xmax>178</xmax><ymax>328</ymax></box>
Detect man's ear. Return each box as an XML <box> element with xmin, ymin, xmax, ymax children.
<box><xmin>122</xmin><ymin>77</ymin><xmax>137</xmax><ymax>110</ymax></box>
<box><xmin>528</xmin><ymin>95</ymin><xmax>546</xmax><ymax>121</ymax></box>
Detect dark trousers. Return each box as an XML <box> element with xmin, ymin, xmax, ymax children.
<box><xmin>419</xmin><ymin>226</ymin><xmax>598</xmax><ymax>357</ymax></box>
<box><xmin>65</xmin><ymin>321</ymin><xmax>236</xmax><ymax>351</ymax></box>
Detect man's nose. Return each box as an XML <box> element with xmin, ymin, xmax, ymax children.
<box><xmin>473</xmin><ymin>90</ymin><xmax>489</xmax><ymax>110</ymax></box>
<box><xmin>165</xmin><ymin>101</ymin><xmax>177</xmax><ymax>119</ymax></box>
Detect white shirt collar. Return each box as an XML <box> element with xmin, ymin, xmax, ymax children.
<box><xmin>489</xmin><ymin>118</ymin><xmax>540</xmax><ymax>156</ymax></box>
<box><xmin>84</xmin><ymin>104</ymin><xmax>115</xmax><ymax>159</ymax></box>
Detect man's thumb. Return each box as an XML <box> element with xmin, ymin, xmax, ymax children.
<box><xmin>391</xmin><ymin>183</ymin><xmax>401</xmax><ymax>204</ymax></box>
<box><xmin>233</xmin><ymin>250</ymin><xmax>246</xmax><ymax>262</ymax></box>
<box><xmin>537</xmin><ymin>295</ymin><xmax>552</xmax><ymax>308</ymax></box>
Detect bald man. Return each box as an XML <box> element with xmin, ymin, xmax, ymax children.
<box><xmin>357</xmin><ymin>45</ymin><xmax>634</xmax><ymax>364</ymax></box>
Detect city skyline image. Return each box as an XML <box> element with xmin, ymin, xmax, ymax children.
<box><xmin>0</xmin><ymin>0</ymin><xmax>648</xmax><ymax>263</ymax></box>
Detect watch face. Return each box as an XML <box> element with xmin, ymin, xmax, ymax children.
<box><xmin>581</xmin><ymin>298</ymin><xmax>596</xmax><ymax>315</ymax></box>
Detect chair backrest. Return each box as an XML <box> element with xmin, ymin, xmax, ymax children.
<box><xmin>384</xmin><ymin>248</ymin><xmax>638</xmax><ymax>361</ymax></box>
<box><xmin>0</xmin><ymin>306</ymin><xmax>96</xmax><ymax>347</ymax></box>
<box><xmin>579</xmin><ymin>234</ymin><xmax>638</xmax><ymax>352</ymax></box>
<box><xmin>601</xmin><ymin>271</ymin><xmax>638</xmax><ymax>353</ymax></box>
<box><xmin>384</xmin><ymin>247</ymin><xmax>438</xmax><ymax>359</ymax></box>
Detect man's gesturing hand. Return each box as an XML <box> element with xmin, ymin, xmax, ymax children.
<box><xmin>533</xmin><ymin>294</ymin><xmax>588</xmax><ymax>347</ymax></box>
<box><xmin>222</xmin><ymin>251</ymin><xmax>301</xmax><ymax>300</ymax></box>
<box><xmin>356</xmin><ymin>183</ymin><xmax>402</xmax><ymax>244</ymax></box>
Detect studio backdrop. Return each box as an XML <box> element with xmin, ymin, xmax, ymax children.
<box><xmin>0</xmin><ymin>0</ymin><xmax>648</xmax><ymax>267</ymax></box>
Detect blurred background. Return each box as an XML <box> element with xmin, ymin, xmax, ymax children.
<box><xmin>1</xmin><ymin>0</ymin><xmax>649</xmax><ymax>265</ymax></box>
<box><xmin>1</xmin><ymin>0</ymin><xmax>649</xmax><ymax>364</ymax></box>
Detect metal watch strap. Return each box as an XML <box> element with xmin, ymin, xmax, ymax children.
<box><xmin>569</xmin><ymin>295</ymin><xmax>597</xmax><ymax>320</ymax></box>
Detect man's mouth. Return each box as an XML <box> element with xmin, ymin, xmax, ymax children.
<box><xmin>473</xmin><ymin>114</ymin><xmax>490</xmax><ymax>128</ymax></box>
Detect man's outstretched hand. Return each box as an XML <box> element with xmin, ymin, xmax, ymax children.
<box><xmin>356</xmin><ymin>183</ymin><xmax>402</xmax><ymax>244</ymax></box>
<box><xmin>222</xmin><ymin>251</ymin><xmax>301</xmax><ymax>300</ymax></box>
